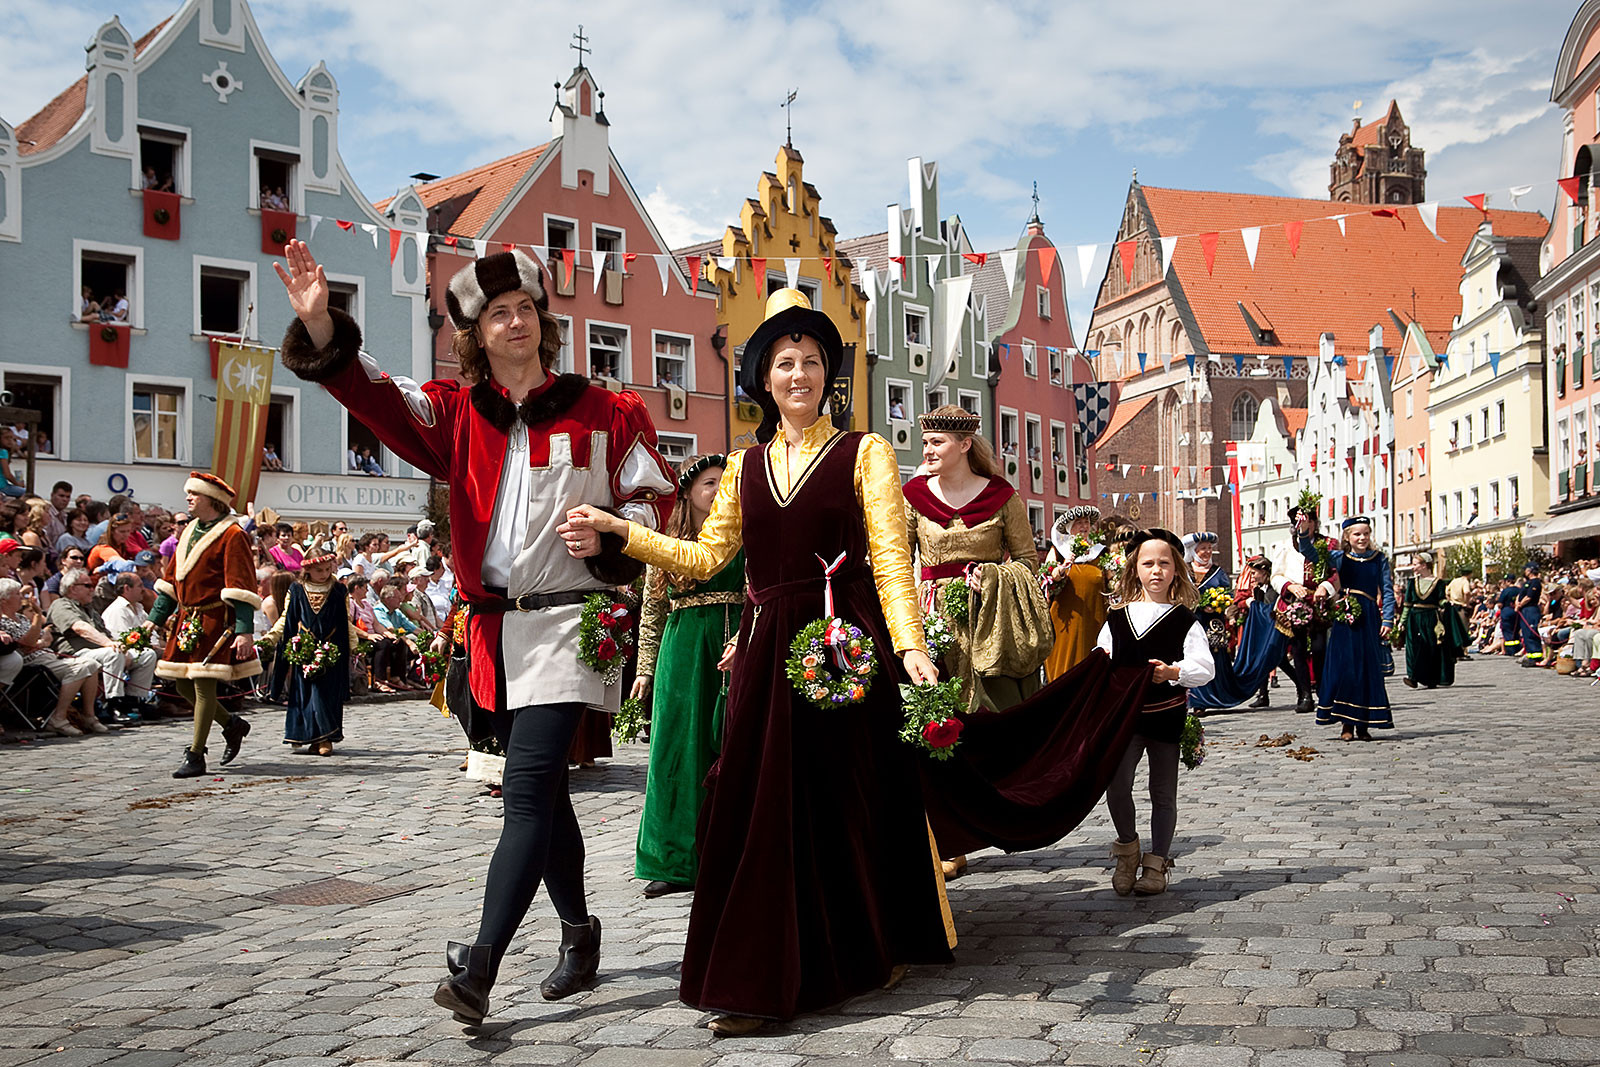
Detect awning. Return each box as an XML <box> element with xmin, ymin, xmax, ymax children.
<box><xmin>1524</xmin><ymin>507</ymin><xmax>1600</xmax><ymax>545</ymax></box>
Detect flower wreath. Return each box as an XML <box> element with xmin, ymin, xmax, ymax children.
<box><xmin>578</xmin><ymin>592</ymin><xmax>637</xmax><ymax>686</ymax></box>
<box><xmin>942</xmin><ymin>569</ymin><xmax>975</xmax><ymax>623</ymax></box>
<box><xmin>1324</xmin><ymin>592</ymin><xmax>1363</xmax><ymax>626</ymax></box>
<box><xmin>1273</xmin><ymin>598</ymin><xmax>1314</xmax><ymax>634</ymax></box>
<box><xmin>284</xmin><ymin>631</ymin><xmax>342</xmax><ymax>678</ymax></box>
<box><xmin>899</xmin><ymin>679</ymin><xmax>964</xmax><ymax>760</ymax></box>
<box><xmin>175</xmin><ymin>610</ymin><xmax>206</xmax><ymax>653</ymax></box>
<box><xmin>1197</xmin><ymin>587</ymin><xmax>1234</xmax><ymax>616</ymax></box>
<box><xmin>786</xmin><ymin>552</ymin><xmax>877</xmax><ymax>708</ymax></box>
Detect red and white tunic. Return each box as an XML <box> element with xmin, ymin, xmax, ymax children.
<box><xmin>282</xmin><ymin>310</ymin><xmax>675</xmax><ymax>713</ymax></box>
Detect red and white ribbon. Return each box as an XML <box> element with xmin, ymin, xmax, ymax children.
<box><xmin>817</xmin><ymin>551</ymin><xmax>850</xmax><ymax>670</ymax></box>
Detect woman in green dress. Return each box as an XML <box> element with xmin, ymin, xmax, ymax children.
<box><xmin>1400</xmin><ymin>551</ymin><xmax>1458</xmax><ymax>690</ymax></box>
<box><xmin>630</xmin><ymin>455</ymin><xmax>747</xmax><ymax>899</ymax></box>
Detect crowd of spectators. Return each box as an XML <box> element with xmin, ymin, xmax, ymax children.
<box><xmin>1448</xmin><ymin>556</ymin><xmax>1600</xmax><ymax>676</ymax></box>
<box><xmin>0</xmin><ymin>477</ymin><xmax>457</xmax><ymax>739</ymax></box>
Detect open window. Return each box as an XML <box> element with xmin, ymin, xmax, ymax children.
<box><xmin>594</xmin><ymin>226</ymin><xmax>624</xmax><ymax>273</ymax></box>
<box><xmin>252</xmin><ymin>148</ymin><xmax>298</xmax><ymax>212</ymax></box>
<box><xmin>1000</xmin><ymin>411</ymin><xmax>1018</xmax><ymax>456</ymax></box>
<box><xmin>925</xmin><ymin>386</ymin><xmax>947</xmax><ymax>411</ymax></box>
<box><xmin>264</xmin><ymin>392</ymin><xmax>295</xmax><ymax>472</ymax></box>
<box><xmin>78</xmin><ymin>246</ymin><xmax>138</xmax><ymax>326</ymax></box>
<box><xmin>346</xmin><ymin>411</ymin><xmax>388</xmax><ymax>476</ymax></box>
<box><xmin>553</xmin><ymin>315</ymin><xmax>575</xmax><ymax>374</ymax></box>
<box><xmin>1036</xmin><ymin>286</ymin><xmax>1052</xmax><ymax>320</ymax></box>
<box><xmin>653</xmin><ymin>332</ymin><xmax>690</xmax><ymax>389</ymax></box>
<box><xmin>327</xmin><ymin>280</ymin><xmax>359</xmax><ymax>319</ymax></box>
<box><xmin>138</xmin><ymin>127</ymin><xmax>185</xmax><ymax>195</ymax></box>
<box><xmin>198</xmin><ymin>263</ymin><xmax>252</xmax><ymax>335</ymax></box>
<box><xmin>904</xmin><ymin>309</ymin><xmax>927</xmax><ymax>345</ymax></box>
<box><xmin>2</xmin><ymin>371</ymin><xmax>63</xmax><ymax>458</ymax></box>
<box><xmin>958</xmin><ymin>390</ymin><xmax>981</xmax><ymax>415</ymax></box>
<box><xmin>588</xmin><ymin>324</ymin><xmax>627</xmax><ymax>381</ymax></box>
<box><xmin>886</xmin><ymin>381</ymin><xmax>910</xmax><ymax>422</ymax></box>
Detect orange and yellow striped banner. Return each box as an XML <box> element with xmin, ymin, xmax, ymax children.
<box><xmin>212</xmin><ymin>343</ymin><xmax>276</xmax><ymax>509</ymax></box>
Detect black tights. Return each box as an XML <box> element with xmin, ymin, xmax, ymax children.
<box><xmin>475</xmin><ymin>703</ymin><xmax>588</xmax><ymax>968</ymax></box>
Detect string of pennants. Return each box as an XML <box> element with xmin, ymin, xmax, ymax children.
<box><xmin>301</xmin><ymin>177</ymin><xmax>1569</xmax><ymax>302</ymax></box>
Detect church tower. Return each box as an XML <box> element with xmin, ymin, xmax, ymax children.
<box><xmin>1328</xmin><ymin>100</ymin><xmax>1426</xmax><ymax>205</ymax></box>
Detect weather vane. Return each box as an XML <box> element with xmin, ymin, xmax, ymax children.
<box><xmin>782</xmin><ymin>89</ymin><xmax>798</xmax><ymax>148</ymax></box>
<box><xmin>571</xmin><ymin>25</ymin><xmax>590</xmax><ymax>69</ymax></box>
<box><xmin>1031</xmin><ymin>181</ymin><xmax>1041</xmax><ymax>221</ymax></box>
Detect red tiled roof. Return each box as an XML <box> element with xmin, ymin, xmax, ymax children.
<box><xmin>1117</xmin><ymin>186</ymin><xmax>1547</xmax><ymax>360</ymax></box>
<box><xmin>1280</xmin><ymin>406</ymin><xmax>1308</xmax><ymax>439</ymax></box>
<box><xmin>375</xmin><ymin>144</ymin><xmax>550</xmax><ymax>237</ymax></box>
<box><xmin>17</xmin><ymin>18</ymin><xmax>170</xmax><ymax>156</ymax></box>
<box><xmin>1098</xmin><ymin>393</ymin><xmax>1152</xmax><ymax>445</ymax></box>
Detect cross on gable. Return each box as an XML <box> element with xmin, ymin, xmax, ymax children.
<box><xmin>571</xmin><ymin>25</ymin><xmax>590</xmax><ymax>68</ymax></box>
<box><xmin>789</xmin><ymin>234</ymin><xmax>801</xmax><ymax>252</ymax></box>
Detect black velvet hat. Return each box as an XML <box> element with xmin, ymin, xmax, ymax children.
<box><xmin>739</xmin><ymin>288</ymin><xmax>844</xmax><ymax>444</ymax></box>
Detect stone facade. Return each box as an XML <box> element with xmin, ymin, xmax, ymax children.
<box><xmin>1329</xmin><ymin>100</ymin><xmax>1427</xmax><ymax>205</ymax></box>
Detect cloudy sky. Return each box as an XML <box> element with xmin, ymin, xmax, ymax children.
<box><xmin>2</xmin><ymin>0</ymin><xmax>1579</xmax><ymax>331</ymax></box>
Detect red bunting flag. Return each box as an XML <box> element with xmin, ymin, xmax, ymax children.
<box><xmin>685</xmin><ymin>255</ymin><xmax>701</xmax><ymax>287</ymax></box>
<box><xmin>751</xmin><ymin>257</ymin><xmax>767</xmax><ymax>292</ymax></box>
<box><xmin>444</xmin><ymin>235</ymin><xmax>459</xmax><ymax>247</ymax></box>
<box><xmin>1116</xmin><ymin>241</ymin><xmax>1135</xmax><ymax>283</ymax></box>
<box><xmin>1274</xmin><ymin>463</ymin><xmax>1282</xmax><ymax>476</ymax></box>
<box><xmin>1199</xmin><ymin>232</ymin><xmax>1219</xmax><ymax>275</ymax></box>
<box><xmin>1171</xmin><ymin>466</ymin><xmax>1179</xmax><ymax>478</ymax></box>
<box><xmin>1463</xmin><ymin>193</ymin><xmax>1487</xmax><ymax>213</ymax></box>
<box><xmin>623</xmin><ymin>252</ymin><xmax>638</xmax><ymax>267</ymax></box>
<box><xmin>1370</xmin><ymin>208</ymin><xmax>1406</xmax><ymax>228</ymax></box>
<box><xmin>962</xmin><ymin>252</ymin><xmax>987</xmax><ymax>267</ymax></box>
<box><xmin>1140</xmin><ymin>465</ymin><xmax>1148</xmax><ymax>475</ymax></box>
<box><xmin>502</xmin><ymin>242</ymin><xmax>516</xmax><ymax>253</ymax></box>
<box><xmin>561</xmin><ymin>248</ymin><xmax>576</xmax><ymax>287</ymax></box>
<box><xmin>889</xmin><ymin>255</ymin><xmax>906</xmax><ymax>280</ymax></box>
<box><xmin>389</xmin><ymin>229</ymin><xmax>403</xmax><ymax>263</ymax></box>
<box><xmin>1417</xmin><ymin>443</ymin><xmax>1425</xmax><ymax>463</ymax></box>
<box><xmin>1283</xmin><ymin>220</ymin><xmax>1302</xmax><ymax>258</ymax></box>
<box><xmin>1559</xmin><ymin>176</ymin><xmax>1583</xmax><ymax>203</ymax></box>
<box><xmin>1036</xmin><ymin>244</ymin><xmax>1058</xmax><ymax>284</ymax></box>
<box><xmin>823</xmin><ymin>256</ymin><xmax>833</xmax><ymax>281</ymax></box>
<box><xmin>335</xmin><ymin>219</ymin><xmax>353</xmax><ymax>231</ymax></box>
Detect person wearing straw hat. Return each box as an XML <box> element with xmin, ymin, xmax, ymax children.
<box><xmin>258</xmin><ymin>550</ymin><xmax>362</xmax><ymax>755</ymax></box>
<box><xmin>276</xmin><ymin>239</ymin><xmax>676</xmax><ymax>1026</ymax></box>
<box><xmin>143</xmin><ymin>472</ymin><xmax>262</xmax><ymax>778</ymax></box>
<box><xmin>1040</xmin><ymin>505</ymin><xmax>1110</xmax><ymax>680</ymax></box>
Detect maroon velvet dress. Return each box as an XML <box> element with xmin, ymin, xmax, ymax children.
<box><xmin>678</xmin><ymin>432</ymin><xmax>953</xmax><ymax>1021</ymax></box>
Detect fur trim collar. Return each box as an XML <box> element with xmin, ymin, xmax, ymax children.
<box><xmin>468</xmin><ymin>374</ymin><xmax>591</xmax><ymax>433</ymax></box>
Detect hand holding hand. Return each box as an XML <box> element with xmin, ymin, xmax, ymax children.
<box><xmin>559</xmin><ymin>506</ymin><xmax>624</xmax><ymax>559</ymax></box>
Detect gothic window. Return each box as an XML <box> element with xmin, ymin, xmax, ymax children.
<box><xmin>1230</xmin><ymin>393</ymin><xmax>1258</xmax><ymax>440</ymax></box>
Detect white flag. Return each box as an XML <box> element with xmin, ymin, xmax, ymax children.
<box><xmin>474</xmin><ymin>239</ymin><xmax>489</xmax><ymax>259</ymax></box>
<box><xmin>654</xmin><ymin>254</ymin><xmax>671</xmax><ymax>296</ymax></box>
<box><xmin>1161</xmin><ymin>353</ymin><xmax>1173</xmax><ymax>373</ymax></box>
<box><xmin>1112</xmin><ymin>493</ymin><xmax>1122</xmax><ymax>507</ymax></box>
<box><xmin>999</xmin><ymin>248</ymin><xmax>1020</xmax><ymax>296</ymax></box>
<box><xmin>1077</xmin><ymin>244</ymin><xmax>1098</xmax><ymax>288</ymax></box>
<box><xmin>308</xmin><ymin>214</ymin><xmax>322</xmax><ymax>241</ymax></box>
<box><xmin>716</xmin><ymin>255</ymin><xmax>736</xmax><ymax>277</ymax></box>
<box><xmin>1159</xmin><ymin>235</ymin><xmax>1179</xmax><ymax>276</ymax></box>
<box><xmin>1121</xmin><ymin>465</ymin><xmax>1131</xmax><ymax>478</ymax></box>
<box><xmin>591</xmin><ymin>249</ymin><xmax>608</xmax><ymax>292</ymax></box>
<box><xmin>784</xmin><ymin>258</ymin><xmax>800</xmax><ymax>289</ymax></box>
<box><xmin>360</xmin><ymin>223</ymin><xmax>379</xmax><ymax>249</ymax></box>
<box><xmin>1333</xmin><ymin>215</ymin><xmax>1347</xmax><ymax>237</ymax></box>
<box><xmin>1416</xmin><ymin>201</ymin><xmax>1442</xmax><ymax>240</ymax></box>
<box><xmin>1509</xmin><ymin>184</ymin><xmax>1533</xmax><ymax>208</ymax></box>
<box><xmin>1241</xmin><ymin>226</ymin><xmax>1260</xmax><ymax>268</ymax></box>
<box><xmin>926</xmin><ymin>254</ymin><xmax>941</xmax><ymax>286</ymax></box>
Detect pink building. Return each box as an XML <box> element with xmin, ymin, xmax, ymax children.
<box><xmin>379</xmin><ymin>62</ymin><xmax>723</xmax><ymax>466</ymax></box>
<box><xmin>1530</xmin><ymin>0</ymin><xmax>1600</xmax><ymax>552</ymax></box>
<box><xmin>970</xmin><ymin>216</ymin><xmax>1100</xmax><ymax>537</ymax></box>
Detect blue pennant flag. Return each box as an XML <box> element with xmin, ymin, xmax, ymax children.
<box><xmin>1437</xmin><ymin>351</ymin><xmax>1449</xmax><ymax>368</ymax></box>
<box><xmin>1137</xmin><ymin>352</ymin><xmax>1147</xmax><ymax>373</ymax></box>
<box><xmin>1185</xmin><ymin>353</ymin><xmax>1195</xmax><ymax>374</ymax></box>
<box><xmin>1233</xmin><ymin>353</ymin><xmax>1245</xmax><ymax>374</ymax></box>
<box><xmin>1281</xmin><ymin>355</ymin><xmax>1293</xmax><ymax>378</ymax></box>
<box><xmin>1383</xmin><ymin>354</ymin><xmax>1395</xmax><ymax>379</ymax></box>
<box><xmin>1489</xmin><ymin>351</ymin><xmax>1501</xmax><ymax>376</ymax></box>
<box><xmin>1332</xmin><ymin>354</ymin><xmax>1346</xmax><ymax>367</ymax></box>
<box><xmin>1000</xmin><ymin>343</ymin><xmax>1010</xmax><ymax>362</ymax></box>
<box><xmin>1085</xmin><ymin>349</ymin><xmax>1100</xmax><ymax>359</ymax></box>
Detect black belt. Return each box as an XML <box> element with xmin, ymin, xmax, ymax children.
<box><xmin>473</xmin><ymin>590</ymin><xmax>596</xmax><ymax>615</ymax></box>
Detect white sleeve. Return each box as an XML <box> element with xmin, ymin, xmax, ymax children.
<box><xmin>1095</xmin><ymin>621</ymin><xmax>1114</xmax><ymax>656</ymax></box>
<box><xmin>1176</xmin><ymin>620</ymin><xmax>1216</xmax><ymax>688</ymax></box>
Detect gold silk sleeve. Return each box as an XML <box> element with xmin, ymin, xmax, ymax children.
<box><xmin>855</xmin><ymin>434</ymin><xmax>928</xmax><ymax>655</ymax></box>
<box><xmin>624</xmin><ymin>449</ymin><xmax>746</xmax><ymax>580</ymax></box>
<box><xmin>1000</xmin><ymin>495</ymin><xmax>1041</xmax><ymax>573</ymax></box>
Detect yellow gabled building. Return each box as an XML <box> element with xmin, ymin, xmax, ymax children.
<box><xmin>681</xmin><ymin>145</ymin><xmax>870</xmax><ymax>448</ymax></box>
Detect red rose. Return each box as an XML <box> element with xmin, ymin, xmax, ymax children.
<box><xmin>921</xmin><ymin>717</ymin><xmax>963</xmax><ymax>749</ymax></box>
<box><xmin>611</xmin><ymin>602</ymin><xmax>628</xmax><ymax>615</ymax></box>
<box><xmin>598</xmin><ymin>611</ymin><xmax>615</xmax><ymax>628</ymax></box>
<box><xmin>597</xmin><ymin>636</ymin><xmax>618</xmax><ymax>660</ymax></box>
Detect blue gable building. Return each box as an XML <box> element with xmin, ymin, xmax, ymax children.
<box><xmin>0</xmin><ymin>0</ymin><xmax>430</xmax><ymax>528</ymax></box>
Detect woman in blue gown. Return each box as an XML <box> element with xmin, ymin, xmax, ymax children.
<box><xmin>1300</xmin><ymin>516</ymin><xmax>1395</xmax><ymax>741</ymax></box>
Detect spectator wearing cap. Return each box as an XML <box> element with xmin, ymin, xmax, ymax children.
<box><xmin>132</xmin><ymin>549</ymin><xmax>161</xmax><ymax>610</ymax></box>
<box><xmin>0</xmin><ymin>537</ymin><xmax>22</xmax><ymax>579</ymax></box>
<box><xmin>49</xmin><ymin>569</ymin><xmax>155</xmax><ymax>722</ymax></box>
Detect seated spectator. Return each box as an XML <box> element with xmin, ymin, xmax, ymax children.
<box><xmin>49</xmin><ymin>570</ymin><xmax>156</xmax><ymax>720</ymax></box>
<box><xmin>0</xmin><ymin>429</ymin><xmax>26</xmax><ymax>499</ymax></box>
<box><xmin>86</xmin><ymin>496</ymin><xmax>129</xmax><ymax>544</ymax></box>
<box><xmin>160</xmin><ymin>512</ymin><xmax>188</xmax><ymax>558</ymax></box>
<box><xmin>79</xmin><ymin>286</ymin><xmax>102</xmax><ymax>323</ymax></box>
<box><xmin>42</xmin><ymin>547</ymin><xmax>86</xmax><ymax>611</ymax></box>
<box><xmin>16</xmin><ymin>547</ymin><xmax>47</xmax><ymax>600</ymax></box>
<box><xmin>408</xmin><ymin>567</ymin><xmax>441</xmax><ymax>632</ymax></box>
<box><xmin>262</xmin><ymin>442</ymin><xmax>285</xmax><ymax>472</ymax></box>
<box><xmin>87</xmin><ymin>513</ymin><xmax>137</xmax><ymax>573</ymax></box>
<box><xmin>106</xmin><ymin>289</ymin><xmax>130</xmax><ymax>323</ymax></box>
<box><xmin>0</xmin><ymin>537</ymin><xmax>20</xmax><ymax>580</ymax></box>
<box><xmin>358</xmin><ymin>446</ymin><xmax>385</xmax><ymax>477</ymax></box>
<box><xmin>41</xmin><ymin>481</ymin><xmax>72</xmax><ymax>548</ymax></box>
<box><xmin>423</xmin><ymin>556</ymin><xmax>452</xmax><ymax>619</ymax></box>
<box><xmin>268</xmin><ymin>522</ymin><xmax>304</xmax><ymax>572</ymax></box>
<box><xmin>0</xmin><ymin>577</ymin><xmax>101</xmax><ymax>735</ymax></box>
<box><xmin>142</xmin><ymin>166</ymin><xmax>159</xmax><ymax>190</ymax></box>
<box><xmin>130</xmin><ymin>549</ymin><xmax>161</xmax><ymax>610</ymax></box>
<box><xmin>19</xmin><ymin>501</ymin><xmax>51</xmax><ymax>554</ymax></box>
<box><xmin>373</xmin><ymin>583</ymin><xmax>424</xmax><ymax>689</ymax></box>
<box><xmin>346</xmin><ymin>447</ymin><xmax>362</xmax><ymax>473</ymax></box>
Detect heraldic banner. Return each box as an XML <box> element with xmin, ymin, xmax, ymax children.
<box><xmin>212</xmin><ymin>343</ymin><xmax>276</xmax><ymax>509</ymax></box>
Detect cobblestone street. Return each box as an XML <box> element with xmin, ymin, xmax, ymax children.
<box><xmin>1</xmin><ymin>655</ymin><xmax>1596</xmax><ymax>1066</ymax></box>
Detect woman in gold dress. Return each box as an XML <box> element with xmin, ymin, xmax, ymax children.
<box><xmin>1041</xmin><ymin>506</ymin><xmax>1110</xmax><ymax>681</ymax></box>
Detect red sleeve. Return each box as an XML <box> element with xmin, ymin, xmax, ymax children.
<box><xmin>606</xmin><ymin>390</ymin><xmax>676</xmax><ymax>531</ymax></box>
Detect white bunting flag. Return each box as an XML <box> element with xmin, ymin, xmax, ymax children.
<box><xmin>308</xmin><ymin>214</ymin><xmax>322</xmax><ymax>241</ymax></box>
<box><xmin>1241</xmin><ymin>226</ymin><xmax>1260</xmax><ymax>268</ymax></box>
<box><xmin>1121</xmin><ymin>465</ymin><xmax>1131</xmax><ymax>478</ymax></box>
<box><xmin>716</xmin><ymin>255</ymin><xmax>736</xmax><ymax>278</ymax></box>
<box><xmin>784</xmin><ymin>258</ymin><xmax>801</xmax><ymax>289</ymax></box>
<box><xmin>1509</xmin><ymin>184</ymin><xmax>1533</xmax><ymax>208</ymax></box>
<box><xmin>1161</xmin><ymin>353</ymin><xmax>1173</xmax><ymax>373</ymax></box>
<box><xmin>1333</xmin><ymin>215</ymin><xmax>1347</xmax><ymax>237</ymax></box>
<box><xmin>999</xmin><ymin>248</ymin><xmax>1020</xmax><ymax>296</ymax></box>
<box><xmin>591</xmin><ymin>249</ymin><xmax>608</xmax><ymax>292</ymax></box>
<box><xmin>1077</xmin><ymin>244</ymin><xmax>1098</xmax><ymax>288</ymax></box>
<box><xmin>654</xmin><ymin>254</ymin><xmax>671</xmax><ymax>296</ymax></box>
<box><xmin>474</xmin><ymin>239</ymin><xmax>489</xmax><ymax>259</ymax></box>
<box><xmin>360</xmin><ymin>223</ymin><xmax>379</xmax><ymax>249</ymax></box>
<box><xmin>925</xmin><ymin>254</ymin><xmax>941</xmax><ymax>286</ymax></box>
<box><xmin>1417</xmin><ymin>201</ymin><xmax>1442</xmax><ymax>239</ymax></box>
<box><xmin>1159</xmin><ymin>235</ymin><xmax>1179</xmax><ymax>276</ymax></box>
<box><xmin>1112</xmin><ymin>493</ymin><xmax>1122</xmax><ymax>507</ymax></box>
<box><xmin>1410</xmin><ymin>352</ymin><xmax>1423</xmax><ymax>377</ymax></box>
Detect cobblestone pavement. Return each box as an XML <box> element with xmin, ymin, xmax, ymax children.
<box><xmin>1</xmin><ymin>654</ymin><xmax>1595</xmax><ymax>1067</ymax></box>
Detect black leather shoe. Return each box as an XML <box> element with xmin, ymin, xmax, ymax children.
<box><xmin>642</xmin><ymin>880</ymin><xmax>693</xmax><ymax>898</ymax></box>
<box><xmin>1293</xmin><ymin>692</ymin><xmax>1314</xmax><ymax>714</ymax></box>
<box><xmin>220</xmin><ymin>715</ymin><xmax>251</xmax><ymax>765</ymax></box>
<box><xmin>433</xmin><ymin>941</ymin><xmax>495</xmax><ymax>1025</ymax></box>
<box><xmin>541</xmin><ymin>916</ymin><xmax>601</xmax><ymax>1000</ymax></box>
<box><xmin>1249</xmin><ymin>688</ymin><xmax>1270</xmax><ymax>709</ymax></box>
<box><xmin>172</xmin><ymin>747</ymin><xmax>207</xmax><ymax>779</ymax></box>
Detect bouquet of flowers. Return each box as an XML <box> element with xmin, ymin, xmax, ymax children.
<box><xmin>1273</xmin><ymin>599</ymin><xmax>1314</xmax><ymax>633</ymax></box>
<box><xmin>118</xmin><ymin>628</ymin><xmax>150</xmax><ymax>652</ymax></box>
<box><xmin>420</xmin><ymin>647</ymin><xmax>451</xmax><ymax>686</ymax></box>
<box><xmin>1180</xmin><ymin>712</ymin><xmax>1206</xmax><ymax>770</ymax></box>
<box><xmin>578</xmin><ymin>593</ymin><xmax>637</xmax><ymax>686</ymax></box>
<box><xmin>284</xmin><ymin>631</ymin><xmax>342</xmax><ymax>679</ymax></box>
<box><xmin>175</xmin><ymin>610</ymin><xmax>206</xmax><ymax>653</ymax></box>
<box><xmin>1324</xmin><ymin>593</ymin><xmax>1364</xmax><ymax>626</ymax></box>
<box><xmin>1100</xmin><ymin>546</ymin><xmax>1127</xmax><ymax>600</ymax></box>
<box><xmin>1198</xmin><ymin>588</ymin><xmax>1234</xmax><ymax>616</ymax></box>
<box><xmin>612</xmin><ymin>696</ymin><xmax>648</xmax><ymax>744</ymax></box>
<box><xmin>942</xmin><ymin>578</ymin><xmax>971</xmax><ymax>624</ymax></box>
<box><xmin>787</xmin><ymin>617</ymin><xmax>877</xmax><ymax>708</ymax></box>
<box><xmin>898</xmin><ymin>679</ymin><xmax>965</xmax><ymax>761</ymax></box>
<box><xmin>922</xmin><ymin>610</ymin><xmax>955</xmax><ymax>661</ymax></box>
